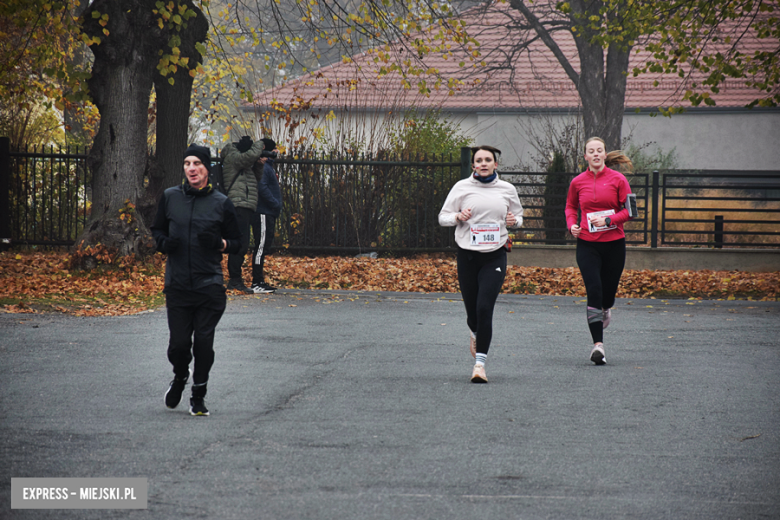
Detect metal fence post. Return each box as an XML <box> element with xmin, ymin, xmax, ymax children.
<box><xmin>650</xmin><ymin>170</ymin><xmax>659</xmax><ymax>248</ymax></box>
<box><xmin>0</xmin><ymin>137</ymin><xmax>10</xmax><ymax>251</ymax></box>
<box><xmin>460</xmin><ymin>147</ymin><xmax>471</xmax><ymax>180</ymax></box>
<box><xmin>714</xmin><ymin>215</ymin><xmax>724</xmax><ymax>248</ymax></box>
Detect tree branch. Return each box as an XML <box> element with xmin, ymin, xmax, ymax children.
<box><xmin>508</xmin><ymin>0</ymin><xmax>580</xmax><ymax>86</ymax></box>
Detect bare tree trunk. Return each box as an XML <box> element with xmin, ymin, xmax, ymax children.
<box><xmin>137</xmin><ymin>2</ymin><xmax>208</xmax><ymax>229</ymax></box>
<box><xmin>568</xmin><ymin>0</ymin><xmax>631</xmax><ymax>151</ymax></box>
<box><xmin>74</xmin><ymin>0</ymin><xmax>168</xmax><ymax>267</ymax></box>
<box><xmin>509</xmin><ymin>0</ymin><xmax>632</xmax><ymax>152</ymax></box>
<box><xmin>152</xmin><ymin>2</ymin><xmax>209</xmax><ymax>197</ymax></box>
<box><xmin>80</xmin><ymin>54</ymin><xmax>156</xmax><ymax>262</ymax></box>
<box><xmin>604</xmin><ymin>44</ymin><xmax>631</xmax><ymax>149</ymax></box>
<box><xmin>139</xmin><ymin>75</ymin><xmax>196</xmax><ymax>229</ymax></box>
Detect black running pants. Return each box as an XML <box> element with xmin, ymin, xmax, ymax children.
<box><xmin>457</xmin><ymin>247</ymin><xmax>507</xmax><ymax>355</ymax></box>
<box><xmin>251</xmin><ymin>213</ymin><xmax>275</xmax><ymax>285</ymax></box>
<box><xmin>165</xmin><ymin>285</ymin><xmax>227</xmax><ymax>385</ymax></box>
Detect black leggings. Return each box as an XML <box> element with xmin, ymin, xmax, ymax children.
<box><xmin>576</xmin><ymin>238</ymin><xmax>626</xmax><ymax>343</ymax></box>
<box><xmin>457</xmin><ymin>247</ymin><xmax>507</xmax><ymax>355</ymax></box>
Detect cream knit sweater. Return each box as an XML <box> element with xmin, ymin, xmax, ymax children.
<box><xmin>438</xmin><ymin>176</ymin><xmax>524</xmax><ymax>252</ymax></box>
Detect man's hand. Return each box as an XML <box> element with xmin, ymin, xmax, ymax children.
<box><xmin>161</xmin><ymin>237</ymin><xmax>180</xmax><ymax>254</ymax></box>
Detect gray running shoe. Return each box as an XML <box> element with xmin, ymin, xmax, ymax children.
<box><xmin>590</xmin><ymin>344</ymin><xmax>606</xmax><ymax>365</ymax></box>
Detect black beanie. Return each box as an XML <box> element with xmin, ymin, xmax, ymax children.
<box><xmin>236</xmin><ymin>136</ymin><xmax>253</xmax><ymax>153</ymax></box>
<box><xmin>261</xmin><ymin>137</ymin><xmax>276</xmax><ymax>151</ymax></box>
<box><xmin>183</xmin><ymin>144</ymin><xmax>211</xmax><ymax>167</ymax></box>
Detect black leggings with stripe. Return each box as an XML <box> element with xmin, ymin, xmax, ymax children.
<box><xmin>457</xmin><ymin>247</ymin><xmax>507</xmax><ymax>356</ymax></box>
<box><xmin>576</xmin><ymin>238</ymin><xmax>626</xmax><ymax>343</ymax></box>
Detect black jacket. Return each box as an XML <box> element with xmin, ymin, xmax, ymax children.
<box><xmin>254</xmin><ymin>159</ymin><xmax>282</xmax><ymax>217</ymax></box>
<box><xmin>151</xmin><ymin>182</ymin><xmax>242</xmax><ymax>291</ymax></box>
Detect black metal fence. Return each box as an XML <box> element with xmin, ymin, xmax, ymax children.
<box><xmin>1</xmin><ymin>137</ymin><xmax>91</xmax><ymax>247</ymax></box>
<box><xmin>654</xmin><ymin>170</ymin><xmax>780</xmax><ymax>248</ymax></box>
<box><xmin>2</xmin><ymin>140</ymin><xmax>779</xmax><ymax>251</ymax></box>
<box><xmin>273</xmin><ymin>151</ymin><xmax>466</xmax><ymax>253</ymax></box>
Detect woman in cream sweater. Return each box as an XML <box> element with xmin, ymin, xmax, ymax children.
<box><xmin>439</xmin><ymin>145</ymin><xmax>524</xmax><ymax>383</ymax></box>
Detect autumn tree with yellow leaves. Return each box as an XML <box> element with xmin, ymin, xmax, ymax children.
<box><xmin>1</xmin><ymin>0</ymin><xmax>776</xmax><ymax>267</ymax></box>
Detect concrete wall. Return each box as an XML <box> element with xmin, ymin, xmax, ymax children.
<box><xmin>448</xmin><ymin>109</ymin><xmax>780</xmax><ymax>171</ymax></box>
<box><xmin>258</xmin><ymin>105</ymin><xmax>778</xmax><ymax>173</ymax></box>
<box><xmin>507</xmin><ymin>245</ymin><xmax>780</xmax><ymax>272</ymax></box>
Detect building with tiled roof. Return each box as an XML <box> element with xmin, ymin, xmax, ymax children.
<box><xmin>247</xmin><ymin>2</ymin><xmax>779</xmax><ymax>170</ymax></box>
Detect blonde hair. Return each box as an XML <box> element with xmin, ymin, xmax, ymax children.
<box><xmin>585</xmin><ymin>136</ymin><xmax>634</xmax><ymax>173</ymax></box>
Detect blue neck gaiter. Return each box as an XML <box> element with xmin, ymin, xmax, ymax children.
<box><xmin>473</xmin><ymin>171</ymin><xmax>497</xmax><ymax>183</ymax></box>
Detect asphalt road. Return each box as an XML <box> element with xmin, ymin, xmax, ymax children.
<box><xmin>1</xmin><ymin>290</ymin><xmax>779</xmax><ymax>519</ymax></box>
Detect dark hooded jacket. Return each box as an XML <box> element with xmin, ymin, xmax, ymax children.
<box><xmin>254</xmin><ymin>158</ymin><xmax>282</xmax><ymax>217</ymax></box>
<box><xmin>151</xmin><ymin>182</ymin><xmax>242</xmax><ymax>292</ymax></box>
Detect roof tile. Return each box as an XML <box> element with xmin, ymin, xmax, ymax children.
<box><xmin>252</xmin><ymin>3</ymin><xmax>773</xmax><ymax>111</ymax></box>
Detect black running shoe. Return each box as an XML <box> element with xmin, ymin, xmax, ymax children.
<box><xmin>251</xmin><ymin>282</ymin><xmax>276</xmax><ymax>294</ymax></box>
<box><xmin>189</xmin><ymin>397</ymin><xmax>209</xmax><ymax>416</ymax></box>
<box><xmin>164</xmin><ymin>377</ymin><xmax>187</xmax><ymax>408</ymax></box>
<box><xmin>226</xmin><ymin>278</ymin><xmax>253</xmax><ymax>294</ymax></box>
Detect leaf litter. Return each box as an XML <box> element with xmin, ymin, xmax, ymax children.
<box><xmin>1</xmin><ymin>251</ymin><xmax>778</xmax><ymax>316</ymax></box>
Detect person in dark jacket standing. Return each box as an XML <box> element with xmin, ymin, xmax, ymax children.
<box><xmin>151</xmin><ymin>144</ymin><xmax>242</xmax><ymax>416</ymax></box>
<box><xmin>250</xmin><ymin>138</ymin><xmax>282</xmax><ymax>294</ymax></box>
<box><xmin>220</xmin><ymin>136</ymin><xmax>266</xmax><ymax>293</ymax></box>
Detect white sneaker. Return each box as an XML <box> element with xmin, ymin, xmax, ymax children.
<box><xmin>590</xmin><ymin>343</ymin><xmax>606</xmax><ymax>365</ymax></box>
<box><xmin>603</xmin><ymin>308</ymin><xmax>612</xmax><ymax>329</ymax></box>
<box><xmin>469</xmin><ymin>331</ymin><xmax>476</xmax><ymax>358</ymax></box>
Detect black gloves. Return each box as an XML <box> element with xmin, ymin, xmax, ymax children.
<box><xmin>197</xmin><ymin>230</ymin><xmax>223</xmax><ymax>250</ymax></box>
<box><xmin>158</xmin><ymin>236</ymin><xmax>180</xmax><ymax>254</ymax></box>
<box><xmin>236</xmin><ymin>136</ymin><xmax>253</xmax><ymax>153</ymax></box>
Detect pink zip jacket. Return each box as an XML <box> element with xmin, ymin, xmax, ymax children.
<box><xmin>565</xmin><ymin>166</ymin><xmax>632</xmax><ymax>242</ymax></box>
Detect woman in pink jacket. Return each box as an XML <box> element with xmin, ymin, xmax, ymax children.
<box><xmin>565</xmin><ymin>137</ymin><xmax>634</xmax><ymax>365</ymax></box>
<box><xmin>439</xmin><ymin>145</ymin><xmax>524</xmax><ymax>383</ymax></box>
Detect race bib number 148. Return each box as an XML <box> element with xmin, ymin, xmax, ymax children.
<box><xmin>470</xmin><ymin>223</ymin><xmax>500</xmax><ymax>246</ymax></box>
